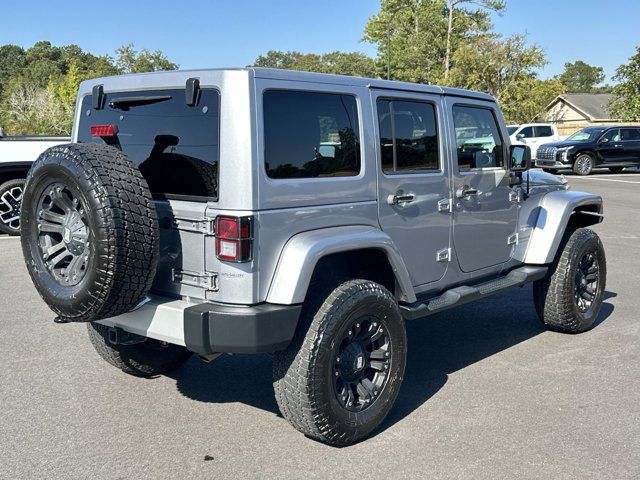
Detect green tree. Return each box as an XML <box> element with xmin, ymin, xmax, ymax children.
<box><xmin>609</xmin><ymin>46</ymin><xmax>640</xmax><ymax>121</ymax></box>
<box><xmin>557</xmin><ymin>60</ymin><xmax>606</xmax><ymax>93</ymax></box>
<box><xmin>363</xmin><ymin>0</ymin><xmax>499</xmax><ymax>83</ymax></box>
<box><xmin>252</xmin><ymin>50</ymin><xmax>376</xmax><ymax>77</ymax></box>
<box><xmin>115</xmin><ymin>44</ymin><xmax>178</xmax><ymax>74</ymax></box>
<box><xmin>0</xmin><ymin>45</ymin><xmax>26</xmax><ymax>96</ymax></box>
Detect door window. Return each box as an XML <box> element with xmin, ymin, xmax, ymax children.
<box><xmin>535</xmin><ymin>125</ymin><xmax>554</xmax><ymax>137</ymax></box>
<box><xmin>377</xmin><ymin>99</ymin><xmax>439</xmax><ymax>173</ymax></box>
<box><xmin>263</xmin><ymin>90</ymin><xmax>361</xmax><ymax>179</ymax></box>
<box><xmin>600</xmin><ymin>129</ymin><xmax>621</xmax><ymax>142</ymax></box>
<box><xmin>621</xmin><ymin>128</ymin><xmax>640</xmax><ymax>141</ymax></box>
<box><xmin>519</xmin><ymin>126</ymin><xmax>535</xmax><ymax>138</ymax></box>
<box><xmin>453</xmin><ymin>106</ymin><xmax>504</xmax><ymax>170</ymax></box>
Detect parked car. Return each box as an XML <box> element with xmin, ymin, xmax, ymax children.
<box><xmin>0</xmin><ymin>127</ymin><xmax>70</xmax><ymax>235</ymax></box>
<box><xmin>536</xmin><ymin>125</ymin><xmax>640</xmax><ymax>175</ymax></box>
<box><xmin>507</xmin><ymin>123</ymin><xmax>564</xmax><ymax>159</ymax></box>
<box><xmin>20</xmin><ymin>69</ymin><xmax>606</xmax><ymax>446</ymax></box>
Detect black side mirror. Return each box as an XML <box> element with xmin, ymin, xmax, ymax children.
<box><xmin>509</xmin><ymin>144</ymin><xmax>531</xmax><ymax>172</ymax></box>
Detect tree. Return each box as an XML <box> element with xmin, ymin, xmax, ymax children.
<box><xmin>443</xmin><ymin>0</ymin><xmax>505</xmax><ymax>80</ymax></box>
<box><xmin>557</xmin><ymin>60</ymin><xmax>606</xmax><ymax>93</ymax></box>
<box><xmin>115</xmin><ymin>44</ymin><xmax>178</xmax><ymax>74</ymax></box>
<box><xmin>363</xmin><ymin>0</ymin><xmax>500</xmax><ymax>83</ymax></box>
<box><xmin>609</xmin><ymin>46</ymin><xmax>640</xmax><ymax>121</ymax></box>
<box><xmin>447</xmin><ymin>34</ymin><xmax>560</xmax><ymax>124</ymax></box>
<box><xmin>252</xmin><ymin>50</ymin><xmax>377</xmax><ymax>77</ymax></box>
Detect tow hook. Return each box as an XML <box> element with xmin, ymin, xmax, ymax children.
<box><xmin>107</xmin><ymin>326</ymin><xmax>146</xmax><ymax>345</ymax></box>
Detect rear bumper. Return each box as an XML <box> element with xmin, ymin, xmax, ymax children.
<box><xmin>96</xmin><ymin>296</ymin><xmax>301</xmax><ymax>355</ymax></box>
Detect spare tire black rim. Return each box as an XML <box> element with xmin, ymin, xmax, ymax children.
<box><xmin>333</xmin><ymin>316</ymin><xmax>391</xmax><ymax>412</ymax></box>
<box><xmin>36</xmin><ymin>183</ymin><xmax>90</xmax><ymax>286</ymax></box>
<box><xmin>574</xmin><ymin>251</ymin><xmax>599</xmax><ymax>313</ymax></box>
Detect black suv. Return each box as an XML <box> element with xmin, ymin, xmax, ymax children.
<box><xmin>536</xmin><ymin>125</ymin><xmax>640</xmax><ymax>175</ymax></box>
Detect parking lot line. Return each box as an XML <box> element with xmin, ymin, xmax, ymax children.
<box><xmin>570</xmin><ymin>176</ymin><xmax>640</xmax><ymax>184</ymax></box>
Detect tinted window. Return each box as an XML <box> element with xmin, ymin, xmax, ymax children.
<box><xmin>263</xmin><ymin>90</ymin><xmax>360</xmax><ymax>179</ymax></box>
<box><xmin>453</xmin><ymin>106</ymin><xmax>504</xmax><ymax>170</ymax></box>
<box><xmin>78</xmin><ymin>88</ymin><xmax>219</xmax><ymax>199</ymax></box>
<box><xmin>377</xmin><ymin>99</ymin><xmax>439</xmax><ymax>173</ymax></box>
<box><xmin>519</xmin><ymin>126</ymin><xmax>535</xmax><ymax>138</ymax></box>
<box><xmin>535</xmin><ymin>125</ymin><xmax>554</xmax><ymax>137</ymax></box>
<box><xmin>621</xmin><ymin>128</ymin><xmax>640</xmax><ymax>141</ymax></box>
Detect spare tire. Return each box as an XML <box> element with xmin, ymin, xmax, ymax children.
<box><xmin>20</xmin><ymin>143</ymin><xmax>159</xmax><ymax>322</ymax></box>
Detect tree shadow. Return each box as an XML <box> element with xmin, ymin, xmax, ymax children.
<box><xmin>168</xmin><ymin>285</ymin><xmax>617</xmax><ymax>437</ymax></box>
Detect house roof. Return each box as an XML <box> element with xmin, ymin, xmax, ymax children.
<box><xmin>547</xmin><ymin>93</ymin><xmax>614</xmax><ymax>121</ymax></box>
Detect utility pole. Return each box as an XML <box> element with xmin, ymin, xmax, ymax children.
<box><xmin>386</xmin><ymin>27</ymin><xmax>391</xmax><ymax>81</ymax></box>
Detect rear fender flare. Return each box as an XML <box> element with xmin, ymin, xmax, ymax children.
<box><xmin>266</xmin><ymin>226</ymin><xmax>416</xmax><ymax>305</ymax></box>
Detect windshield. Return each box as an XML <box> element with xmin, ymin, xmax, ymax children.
<box><xmin>566</xmin><ymin>128</ymin><xmax>605</xmax><ymax>142</ymax></box>
<box><xmin>506</xmin><ymin>126</ymin><xmax>518</xmax><ymax>135</ymax></box>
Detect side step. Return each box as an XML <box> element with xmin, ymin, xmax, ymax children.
<box><xmin>399</xmin><ymin>266</ymin><xmax>548</xmax><ymax>321</ymax></box>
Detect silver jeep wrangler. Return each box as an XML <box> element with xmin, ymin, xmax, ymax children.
<box><xmin>20</xmin><ymin>68</ymin><xmax>606</xmax><ymax>446</ymax></box>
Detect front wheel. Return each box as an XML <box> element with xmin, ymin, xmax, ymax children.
<box><xmin>533</xmin><ymin>228</ymin><xmax>606</xmax><ymax>333</ymax></box>
<box><xmin>272</xmin><ymin>279</ymin><xmax>407</xmax><ymax>446</ymax></box>
<box><xmin>0</xmin><ymin>178</ymin><xmax>25</xmax><ymax>236</ymax></box>
<box><xmin>573</xmin><ymin>154</ymin><xmax>594</xmax><ymax>175</ymax></box>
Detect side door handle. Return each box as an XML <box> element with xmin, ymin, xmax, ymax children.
<box><xmin>387</xmin><ymin>192</ymin><xmax>415</xmax><ymax>206</ymax></box>
<box><xmin>455</xmin><ymin>185</ymin><xmax>479</xmax><ymax>199</ymax></box>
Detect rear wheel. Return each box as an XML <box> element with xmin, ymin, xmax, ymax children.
<box><xmin>87</xmin><ymin>323</ymin><xmax>192</xmax><ymax>377</ymax></box>
<box><xmin>272</xmin><ymin>279</ymin><xmax>407</xmax><ymax>446</ymax></box>
<box><xmin>0</xmin><ymin>178</ymin><xmax>25</xmax><ymax>236</ymax></box>
<box><xmin>573</xmin><ymin>154</ymin><xmax>594</xmax><ymax>175</ymax></box>
<box><xmin>533</xmin><ymin>228</ymin><xmax>606</xmax><ymax>333</ymax></box>
<box><xmin>609</xmin><ymin>167</ymin><xmax>624</xmax><ymax>174</ymax></box>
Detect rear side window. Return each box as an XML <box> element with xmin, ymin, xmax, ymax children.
<box><xmin>77</xmin><ymin>88</ymin><xmax>219</xmax><ymax>199</ymax></box>
<box><xmin>377</xmin><ymin>99</ymin><xmax>439</xmax><ymax>173</ymax></box>
<box><xmin>535</xmin><ymin>126</ymin><xmax>554</xmax><ymax>137</ymax></box>
<box><xmin>622</xmin><ymin>128</ymin><xmax>640</xmax><ymax>141</ymax></box>
<box><xmin>453</xmin><ymin>106</ymin><xmax>504</xmax><ymax>170</ymax></box>
<box><xmin>263</xmin><ymin>90</ymin><xmax>360</xmax><ymax>179</ymax></box>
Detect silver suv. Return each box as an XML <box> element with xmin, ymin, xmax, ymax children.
<box><xmin>20</xmin><ymin>68</ymin><xmax>606</xmax><ymax>446</ymax></box>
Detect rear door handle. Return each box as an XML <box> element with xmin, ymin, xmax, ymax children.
<box><xmin>387</xmin><ymin>192</ymin><xmax>415</xmax><ymax>206</ymax></box>
<box><xmin>456</xmin><ymin>185</ymin><xmax>479</xmax><ymax>199</ymax></box>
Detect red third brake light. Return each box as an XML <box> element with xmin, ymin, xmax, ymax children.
<box><xmin>90</xmin><ymin>124</ymin><xmax>118</xmax><ymax>137</ymax></box>
<box><xmin>215</xmin><ymin>216</ymin><xmax>253</xmax><ymax>262</ymax></box>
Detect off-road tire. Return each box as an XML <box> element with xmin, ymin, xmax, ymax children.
<box><xmin>573</xmin><ymin>154</ymin><xmax>594</xmax><ymax>176</ymax></box>
<box><xmin>20</xmin><ymin>143</ymin><xmax>159</xmax><ymax>322</ymax></box>
<box><xmin>0</xmin><ymin>178</ymin><xmax>25</xmax><ymax>236</ymax></box>
<box><xmin>542</xmin><ymin>168</ymin><xmax>557</xmax><ymax>174</ymax></box>
<box><xmin>272</xmin><ymin>279</ymin><xmax>407</xmax><ymax>446</ymax></box>
<box><xmin>533</xmin><ymin>228</ymin><xmax>606</xmax><ymax>333</ymax></box>
<box><xmin>609</xmin><ymin>167</ymin><xmax>624</xmax><ymax>174</ymax></box>
<box><xmin>87</xmin><ymin>323</ymin><xmax>192</xmax><ymax>377</ymax></box>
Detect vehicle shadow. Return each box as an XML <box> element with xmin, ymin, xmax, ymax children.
<box><xmin>169</xmin><ymin>285</ymin><xmax>616</xmax><ymax>438</ymax></box>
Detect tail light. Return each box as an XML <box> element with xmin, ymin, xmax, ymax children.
<box><xmin>90</xmin><ymin>124</ymin><xmax>118</xmax><ymax>137</ymax></box>
<box><xmin>215</xmin><ymin>216</ymin><xmax>253</xmax><ymax>262</ymax></box>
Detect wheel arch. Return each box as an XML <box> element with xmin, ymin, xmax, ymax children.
<box><xmin>265</xmin><ymin>226</ymin><xmax>416</xmax><ymax>305</ymax></box>
<box><xmin>521</xmin><ymin>190</ymin><xmax>603</xmax><ymax>265</ymax></box>
<box><xmin>0</xmin><ymin>163</ymin><xmax>31</xmax><ymax>185</ymax></box>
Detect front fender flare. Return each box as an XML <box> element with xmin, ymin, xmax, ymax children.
<box><xmin>266</xmin><ymin>226</ymin><xmax>416</xmax><ymax>305</ymax></box>
<box><xmin>522</xmin><ymin>190</ymin><xmax>603</xmax><ymax>264</ymax></box>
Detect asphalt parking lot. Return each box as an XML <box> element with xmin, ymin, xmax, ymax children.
<box><xmin>1</xmin><ymin>170</ymin><xmax>639</xmax><ymax>479</ymax></box>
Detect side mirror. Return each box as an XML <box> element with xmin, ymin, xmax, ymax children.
<box><xmin>599</xmin><ymin>137</ymin><xmax>609</xmax><ymax>143</ymax></box>
<box><xmin>516</xmin><ymin>133</ymin><xmax>525</xmax><ymax>140</ymax></box>
<box><xmin>509</xmin><ymin>144</ymin><xmax>531</xmax><ymax>172</ymax></box>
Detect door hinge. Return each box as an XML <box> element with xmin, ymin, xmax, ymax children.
<box><xmin>436</xmin><ymin>247</ymin><xmax>451</xmax><ymax>262</ymax></box>
<box><xmin>172</xmin><ymin>269</ymin><xmax>219</xmax><ymax>291</ymax></box>
<box><xmin>437</xmin><ymin>197</ymin><xmax>453</xmax><ymax>213</ymax></box>
<box><xmin>509</xmin><ymin>188</ymin><xmax>524</xmax><ymax>203</ymax></box>
<box><xmin>174</xmin><ymin>216</ymin><xmax>215</xmax><ymax>235</ymax></box>
<box><xmin>507</xmin><ymin>233</ymin><xmax>519</xmax><ymax>246</ymax></box>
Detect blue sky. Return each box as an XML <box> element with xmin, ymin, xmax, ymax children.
<box><xmin>1</xmin><ymin>0</ymin><xmax>637</xmax><ymax>83</ymax></box>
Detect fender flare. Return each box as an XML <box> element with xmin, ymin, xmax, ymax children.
<box><xmin>266</xmin><ymin>225</ymin><xmax>416</xmax><ymax>305</ymax></box>
<box><xmin>523</xmin><ymin>190</ymin><xmax>603</xmax><ymax>264</ymax></box>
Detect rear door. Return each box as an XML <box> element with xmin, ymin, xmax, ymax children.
<box><xmin>76</xmin><ymin>87</ymin><xmax>220</xmax><ymax>299</ymax></box>
<box><xmin>621</xmin><ymin>128</ymin><xmax>640</xmax><ymax>164</ymax></box>
<box><xmin>373</xmin><ymin>90</ymin><xmax>451</xmax><ymax>287</ymax></box>
<box><xmin>445</xmin><ymin>98</ymin><xmax>518</xmax><ymax>273</ymax></box>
